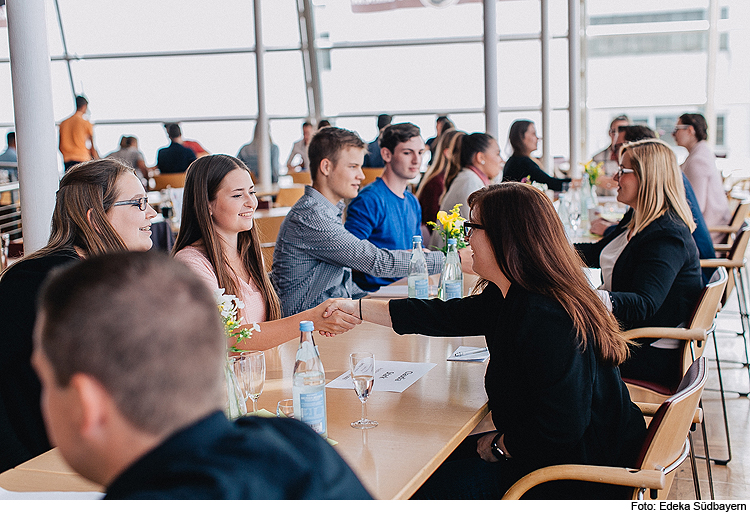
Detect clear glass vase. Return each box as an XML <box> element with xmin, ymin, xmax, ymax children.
<box><xmin>224</xmin><ymin>357</ymin><xmax>247</xmax><ymax>420</ymax></box>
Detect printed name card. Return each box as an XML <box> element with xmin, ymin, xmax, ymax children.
<box><xmin>326</xmin><ymin>360</ymin><xmax>436</xmax><ymax>393</ymax></box>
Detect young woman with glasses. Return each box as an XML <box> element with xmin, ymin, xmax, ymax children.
<box><xmin>575</xmin><ymin>138</ymin><xmax>703</xmax><ymax>390</ymax></box>
<box><xmin>0</xmin><ymin>158</ymin><xmax>157</xmax><ymax>472</ymax></box>
<box><xmin>172</xmin><ymin>154</ymin><xmax>360</xmax><ymax>351</ymax></box>
<box><xmin>323</xmin><ymin>182</ymin><xmax>646</xmax><ymax>499</ymax></box>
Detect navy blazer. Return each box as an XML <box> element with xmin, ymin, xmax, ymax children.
<box><xmin>575</xmin><ymin>210</ymin><xmax>702</xmax><ymax>332</ymax></box>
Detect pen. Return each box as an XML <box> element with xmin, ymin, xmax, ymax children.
<box><xmin>453</xmin><ymin>347</ymin><xmax>489</xmax><ymax>357</ymax></box>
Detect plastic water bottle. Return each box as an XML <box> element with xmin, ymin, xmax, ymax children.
<box><xmin>408</xmin><ymin>235</ymin><xmax>429</xmax><ymax>299</ymax></box>
<box><xmin>439</xmin><ymin>238</ymin><xmax>463</xmax><ymax>301</ymax></box>
<box><xmin>292</xmin><ymin>321</ymin><xmax>327</xmax><ymax>438</ymax></box>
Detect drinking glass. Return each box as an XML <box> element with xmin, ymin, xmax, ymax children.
<box><xmin>349</xmin><ymin>352</ymin><xmax>378</xmax><ymax>429</ymax></box>
<box><xmin>232</xmin><ymin>351</ymin><xmax>265</xmax><ymax>413</ymax></box>
<box><xmin>277</xmin><ymin>399</ymin><xmax>294</xmax><ymax>418</ymax></box>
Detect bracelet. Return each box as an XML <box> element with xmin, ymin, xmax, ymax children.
<box><xmin>359</xmin><ymin>298</ymin><xmax>363</xmax><ymax>320</ymax></box>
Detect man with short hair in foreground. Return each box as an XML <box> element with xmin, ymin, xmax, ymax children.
<box><xmin>32</xmin><ymin>252</ymin><xmax>371</xmax><ymax>499</ymax></box>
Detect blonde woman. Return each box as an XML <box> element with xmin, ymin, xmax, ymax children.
<box><xmin>575</xmin><ymin>139</ymin><xmax>702</xmax><ymax>390</ymax></box>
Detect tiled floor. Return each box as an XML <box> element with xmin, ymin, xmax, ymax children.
<box><xmin>667</xmin><ymin>285</ymin><xmax>750</xmax><ymax>500</ymax></box>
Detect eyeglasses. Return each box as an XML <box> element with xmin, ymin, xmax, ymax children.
<box><xmin>463</xmin><ymin>222</ymin><xmax>484</xmax><ymax>238</ymax></box>
<box><xmin>673</xmin><ymin>125</ymin><xmax>691</xmax><ymax>133</ymax></box>
<box><xmin>615</xmin><ymin>166</ymin><xmax>635</xmax><ymax>178</ymax></box>
<box><xmin>112</xmin><ymin>197</ymin><xmax>149</xmax><ymax>211</ymax></box>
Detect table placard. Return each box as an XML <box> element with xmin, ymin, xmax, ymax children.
<box><xmin>326</xmin><ymin>360</ymin><xmax>436</xmax><ymax>393</ymax></box>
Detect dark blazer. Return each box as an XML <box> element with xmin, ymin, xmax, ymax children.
<box><xmin>502</xmin><ymin>154</ymin><xmax>570</xmax><ymax>191</ymax></box>
<box><xmin>389</xmin><ymin>284</ymin><xmax>646</xmax><ymax>498</ymax></box>
<box><xmin>156</xmin><ymin>141</ymin><xmax>197</xmax><ymax>173</ymax></box>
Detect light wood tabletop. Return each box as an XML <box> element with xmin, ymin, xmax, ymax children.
<box><xmin>0</xmin><ymin>322</ymin><xmax>489</xmax><ymax>500</ymax></box>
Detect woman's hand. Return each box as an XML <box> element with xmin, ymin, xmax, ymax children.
<box><xmin>312</xmin><ymin>299</ymin><xmax>361</xmax><ymax>337</ymax></box>
<box><xmin>322</xmin><ymin>298</ymin><xmax>359</xmax><ymax>320</ymax></box>
<box><xmin>476</xmin><ymin>432</ymin><xmax>510</xmax><ymax>462</ymax></box>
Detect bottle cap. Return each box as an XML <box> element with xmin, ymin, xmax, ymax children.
<box><xmin>412</xmin><ymin>235</ymin><xmax>422</xmax><ymax>242</ymax></box>
<box><xmin>299</xmin><ymin>320</ymin><xmax>314</xmax><ymax>332</ymax></box>
<box><xmin>447</xmin><ymin>238</ymin><xmax>457</xmax><ymax>246</ymax></box>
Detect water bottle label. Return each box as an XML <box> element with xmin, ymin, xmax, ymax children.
<box><xmin>299</xmin><ymin>390</ymin><xmax>326</xmax><ymax>434</ymax></box>
<box><xmin>414</xmin><ymin>278</ymin><xmax>428</xmax><ymax>299</ymax></box>
<box><xmin>444</xmin><ymin>281</ymin><xmax>462</xmax><ymax>300</ymax></box>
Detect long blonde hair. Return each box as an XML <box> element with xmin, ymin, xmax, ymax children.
<box><xmin>416</xmin><ymin>130</ymin><xmax>464</xmax><ymax>200</ymax></box>
<box><xmin>621</xmin><ymin>139</ymin><xmax>696</xmax><ymax>235</ymax></box>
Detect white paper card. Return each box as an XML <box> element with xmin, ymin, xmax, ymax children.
<box><xmin>367</xmin><ymin>284</ymin><xmax>438</xmax><ymax>298</ymax></box>
<box><xmin>326</xmin><ymin>360</ymin><xmax>436</xmax><ymax>393</ymax></box>
<box><xmin>0</xmin><ymin>486</ymin><xmax>104</xmax><ymax>500</ymax></box>
<box><xmin>447</xmin><ymin>346</ymin><xmax>490</xmax><ymax>362</ymax></box>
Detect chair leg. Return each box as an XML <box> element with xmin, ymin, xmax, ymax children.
<box><xmin>688</xmin><ymin>431</ymin><xmax>702</xmax><ymax>500</ymax></box>
<box><xmin>733</xmin><ymin>267</ymin><xmax>750</xmax><ymax>365</ymax></box>
<box><xmin>711</xmin><ymin>330</ymin><xmax>732</xmax><ymax>464</ymax></box>
<box><xmin>698</xmin><ymin>400</ymin><xmax>716</xmax><ymax>499</ymax></box>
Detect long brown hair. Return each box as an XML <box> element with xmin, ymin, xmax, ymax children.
<box><xmin>468</xmin><ymin>183</ymin><xmax>629</xmax><ymax>366</ymax></box>
<box><xmin>416</xmin><ymin>129</ymin><xmax>464</xmax><ymax>200</ymax></box>
<box><xmin>2</xmin><ymin>159</ymin><xmax>131</xmax><ymax>277</ymax></box>
<box><xmin>172</xmin><ymin>154</ymin><xmax>282</xmax><ymax>321</ymax></box>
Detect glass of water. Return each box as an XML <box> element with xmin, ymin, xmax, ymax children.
<box><xmin>349</xmin><ymin>352</ymin><xmax>378</xmax><ymax>429</ymax></box>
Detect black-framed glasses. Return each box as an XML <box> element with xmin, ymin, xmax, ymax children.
<box><xmin>463</xmin><ymin>222</ymin><xmax>484</xmax><ymax>238</ymax></box>
<box><xmin>615</xmin><ymin>166</ymin><xmax>635</xmax><ymax>178</ymax></box>
<box><xmin>112</xmin><ymin>197</ymin><xmax>149</xmax><ymax>211</ymax></box>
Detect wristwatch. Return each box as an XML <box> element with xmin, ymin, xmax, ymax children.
<box><xmin>491</xmin><ymin>433</ymin><xmax>506</xmax><ymax>460</ymax></box>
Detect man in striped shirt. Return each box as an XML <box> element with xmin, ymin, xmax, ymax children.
<box><xmin>272</xmin><ymin>127</ymin><xmax>444</xmax><ymax>316</ymax></box>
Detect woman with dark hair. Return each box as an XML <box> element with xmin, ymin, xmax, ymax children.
<box><xmin>503</xmin><ymin>119</ymin><xmax>570</xmax><ymax>191</ymax></box>
<box><xmin>324</xmin><ymin>182</ymin><xmax>646</xmax><ymax>499</ymax></box>
<box><xmin>673</xmin><ymin>113</ymin><xmax>729</xmax><ymax>242</ymax></box>
<box><xmin>172</xmin><ymin>154</ymin><xmax>359</xmax><ymax>350</ymax></box>
<box><xmin>0</xmin><ymin>158</ymin><xmax>157</xmax><ymax>471</ymax></box>
<box><xmin>575</xmin><ymin>139</ymin><xmax>702</xmax><ymax>390</ymax></box>
<box><xmin>415</xmin><ymin>129</ymin><xmax>464</xmax><ymax>230</ymax></box>
<box><xmin>438</xmin><ymin>132</ymin><xmax>502</xmax><ymax>221</ymax></box>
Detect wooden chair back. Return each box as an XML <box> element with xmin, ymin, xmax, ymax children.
<box><xmin>683</xmin><ymin>267</ymin><xmax>727</xmax><ymax>368</ymax></box>
<box><xmin>635</xmin><ymin>357</ymin><xmax>708</xmax><ymax>499</ymax></box>
<box><xmin>254</xmin><ymin>208</ymin><xmax>290</xmax><ymax>273</ymax></box>
<box><xmin>150</xmin><ymin>172</ymin><xmax>186</xmax><ymax>191</ymax></box>
<box><xmin>702</xmin><ymin>222</ymin><xmax>750</xmax><ymax>308</ymax></box>
<box><xmin>291</xmin><ymin>171</ymin><xmax>312</xmax><ymax>185</ymax></box>
<box><xmin>362</xmin><ymin>168</ymin><xmax>383</xmax><ymax>188</ymax></box>
<box><xmin>274</xmin><ymin>186</ymin><xmax>305</xmax><ymax>208</ymax></box>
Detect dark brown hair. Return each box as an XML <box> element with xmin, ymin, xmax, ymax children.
<box><xmin>172</xmin><ymin>154</ymin><xmax>281</xmax><ymax>320</ymax></box>
<box><xmin>508</xmin><ymin>119</ymin><xmax>533</xmax><ymax>156</ymax></box>
<box><xmin>468</xmin><ymin>183</ymin><xmax>629</xmax><ymax>366</ymax></box>
<box><xmin>679</xmin><ymin>113</ymin><xmax>708</xmax><ymax>142</ymax></box>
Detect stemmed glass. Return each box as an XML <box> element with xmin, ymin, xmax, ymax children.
<box><xmin>232</xmin><ymin>351</ymin><xmax>265</xmax><ymax>413</ymax></box>
<box><xmin>350</xmin><ymin>352</ymin><xmax>378</xmax><ymax>429</ymax></box>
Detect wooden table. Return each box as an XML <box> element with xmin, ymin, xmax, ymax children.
<box><xmin>0</xmin><ymin>323</ymin><xmax>489</xmax><ymax>500</ymax></box>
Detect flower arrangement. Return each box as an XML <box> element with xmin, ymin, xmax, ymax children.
<box><xmin>426</xmin><ymin>203</ymin><xmax>467</xmax><ymax>253</ymax></box>
<box><xmin>520</xmin><ymin>176</ymin><xmax>549</xmax><ymax>193</ymax></box>
<box><xmin>214</xmin><ymin>288</ymin><xmax>260</xmax><ymax>354</ymax></box>
<box><xmin>583</xmin><ymin>160</ymin><xmax>604</xmax><ymax>186</ymax></box>
<box><xmin>215</xmin><ymin>289</ymin><xmax>260</xmax><ymax>420</ymax></box>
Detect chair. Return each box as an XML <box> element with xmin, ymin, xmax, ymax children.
<box><xmin>361</xmin><ymin>167</ymin><xmax>383</xmax><ymax>188</ymax></box>
<box><xmin>255</xmin><ymin>210</ymin><xmax>288</xmax><ymax>273</ymax></box>
<box><xmin>150</xmin><ymin>172</ymin><xmax>186</xmax><ymax>191</ymax></box>
<box><xmin>291</xmin><ymin>171</ymin><xmax>312</xmax><ymax>185</ymax></box>
<box><xmin>274</xmin><ymin>186</ymin><xmax>305</xmax><ymax>208</ymax></box>
<box><xmin>621</xmin><ymin>267</ymin><xmax>727</xmax><ymax>498</ymax></box>
<box><xmin>502</xmin><ymin>356</ymin><xmax>708</xmax><ymax>500</ymax></box>
<box><xmin>710</xmin><ymin>199</ymin><xmax>749</xmax><ymax>250</ymax></box>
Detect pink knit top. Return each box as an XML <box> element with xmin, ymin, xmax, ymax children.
<box><xmin>174</xmin><ymin>245</ymin><xmax>267</xmax><ymax>324</ymax></box>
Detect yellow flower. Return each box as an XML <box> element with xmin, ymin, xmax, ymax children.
<box><xmin>437</xmin><ymin>210</ymin><xmax>449</xmax><ymax>227</ymax></box>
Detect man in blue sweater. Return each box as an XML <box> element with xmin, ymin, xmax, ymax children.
<box><xmin>345</xmin><ymin>122</ymin><xmax>426</xmax><ymax>291</ymax></box>
<box><xmin>32</xmin><ymin>252</ymin><xmax>370</xmax><ymax>499</ymax></box>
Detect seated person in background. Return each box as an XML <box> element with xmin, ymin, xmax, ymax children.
<box><xmin>426</xmin><ymin>115</ymin><xmax>455</xmax><ymax>166</ymax></box>
<box><xmin>325</xmin><ymin>183</ymin><xmax>646</xmax><ymax>499</ymax></box>
<box><xmin>172</xmin><ymin>154</ymin><xmax>360</xmax><ymax>349</ymax></box>
<box><xmin>237</xmin><ymin>123</ymin><xmax>280</xmax><ymax>183</ymax></box>
<box><xmin>590</xmin><ymin>125</ymin><xmax>715</xmax><ymax>283</ymax></box>
<box><xmin>415</xmin><ymin>129</ymin><xmax>464</xmax><ymax>232</ymax></box>
<box><xmin>106</xmin><ymin>135</ymin><xmax>149</xmax><ymax>188</ymax></box>
<box><xmin>32</xmin><ymin>252</ymin><xmax>371</xmax><ymax>499</ymax></box>
<box><xmin>346</xmin><ymin>123</ymin><xmax>425</xmax><ymax>292</ymax></box>
<box><xmin>575</xmin><ymin>139</ymin><xmax>702</xmax><ymax>391</ymax></box>
<box><xmin>673</xmin><ymin>113</ymin><xmax>730</xmax><ymax>243</ymax></box>
<box><xmin>362</xmin><ymin>114</ymin><xmax>391</xmax><ymax>169</ymax></box>
<box><xmin>502</xmin><ymin>119</ymin><xmax>570</xmax><ymax>191</ymax></box>
<box><xmin>0</xmin><ymin>159</ymin><xmax>157</xmax><ymax>472</ymax></box>
<box><xmin>286</xmin><ymin>121</ymin><xmax>313</xmax><ymax>173</ymax></box>
<box><xmin>156</xmin><ymin>123</ymin><xmax>197</xmax><ymax>174</ymax></box>
<box><xmin>591</xmin><ymin>115</ymin><xmax>630</xmax><ymax>191</ymax></box>
<box><xmin>272</xmin><ymin>127</ymin><xmax>444</xmax><ymax>316</ymax></box>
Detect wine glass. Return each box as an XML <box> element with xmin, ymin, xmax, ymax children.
<box><xmin>232</xmin><ymin>351</ymin><xmax>265</xmax><ymax>413</ymax></box>
<box><xmin>349</xmin><ymin>352</ymin><xmax>378</xmax><ymax>429</ymax></box>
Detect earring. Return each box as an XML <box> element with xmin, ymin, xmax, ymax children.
<box><xmin>481</xmin><ymin>160</ymin><xmax>485</xmax><ymax>165</ymax></box>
